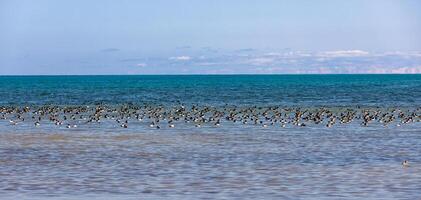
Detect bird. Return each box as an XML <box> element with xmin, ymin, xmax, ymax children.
<box><xmin>402</xmin><ymin>160</ymin><xmax>409</xmax><ymax>167</ymax></box>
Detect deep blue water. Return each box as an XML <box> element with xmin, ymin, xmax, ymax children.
<box><xmin>1</xmin><ymin>74</ymin><xmax>420</xmax><ymax>107</ymax></box>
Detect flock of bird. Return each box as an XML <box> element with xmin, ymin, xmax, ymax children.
<box><xmin>1</xmin><ymin>104</ymin><xmax>420</xmax><ymax>129</ymax></box>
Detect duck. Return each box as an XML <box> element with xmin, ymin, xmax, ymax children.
<box><xmin>402</xmin><ymin>160</ymin><xmax>409</xmax><ymax>167</ymax></box>
<box><xmin>9</xmin><ymin>120</ymin><xmax>17</xmax><ymax>125</ymax></box>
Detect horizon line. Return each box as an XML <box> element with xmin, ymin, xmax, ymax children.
<box><xmin>1</xmin><ymin>73</ymin><xmax>421</xmax><ymax>76</ymax></box>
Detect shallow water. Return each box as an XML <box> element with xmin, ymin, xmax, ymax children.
<box><xmin>1</xmin><ymin>122</ymin><xmax>421</xmax><ymax>199</ymax></box>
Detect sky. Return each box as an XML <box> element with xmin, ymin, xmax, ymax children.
<box><xmin>1</xmin><ymin>0</ymin><xmax>421</xmax><ymax>74</ymax></box>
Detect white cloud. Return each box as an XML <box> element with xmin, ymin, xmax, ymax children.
<box><xmin>366</xmin><ymin>66</ymin><xmax>421</xmax><ymax>74</ymax></box>
<box><xmin>136</xmin><ymin>63</ymin><xmax>147</xmax><ymax>67</ymax></box>
<box><xmin>264</xmin><ymin>52</ymin><xmax>283</xmax><ymax>57</ymax></box>
<box><xmin>377</xmin><ymin>51</ymin><xmax>421</xmax><ymax>58</ymax></box>
<box><xmin>169</xmin><ymin>56</ymin><xmax>191</xmax><ymax>61</ymax></box>
<box><xmin>196</xmin><ymin>62</ymin><xmax>220</xmax><ymax>66</ymax></box>
<box><xmin>158</xmin><ymin>49</ymin><xmax>421</xmax><ymax>74</ymax></box>
<box><xmin>320</xmin><ymin>50</ymin><xmax>370</xmax><ymax>58</ymax></box>
<box><xmin>246</xmin><ymin>58</ymin><xmax>275</xmax><ymax>66</ymax></box>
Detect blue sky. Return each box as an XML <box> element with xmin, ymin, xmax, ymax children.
<box><xmin>1</xmin><ymin>0</ymin><xmax>421</xmax><ymax>74</ymax></box>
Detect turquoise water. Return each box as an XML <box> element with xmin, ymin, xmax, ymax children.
<box><xmin>1</xmin><ymin>74</ymin><xmax>420</xmax><ymax>106</ymax></box>
<box><xmin>0</xmin><ymin>75</ymin><xmax>420</xmax><ymax>199</ymax></box>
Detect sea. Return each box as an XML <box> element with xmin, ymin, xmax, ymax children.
<box><xmin>0</xmin><ymin>74</ymin><xmax>420</xmax><ymax>199</ymax></box>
